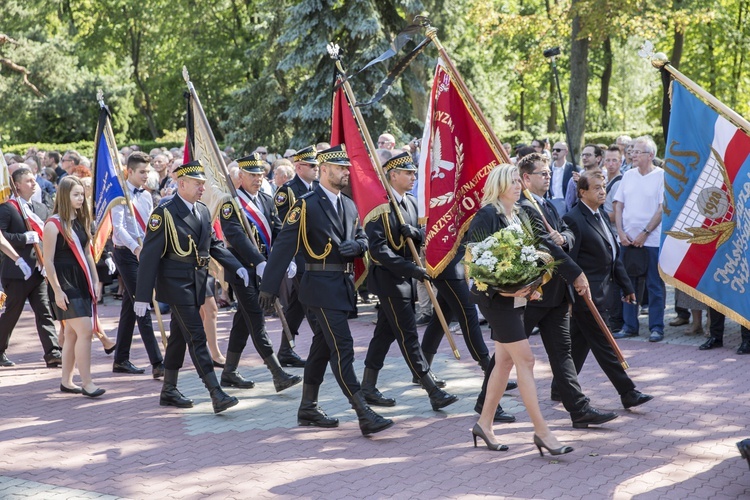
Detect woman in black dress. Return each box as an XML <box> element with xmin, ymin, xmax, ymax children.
<box><xmin>43</xmin><ymin>176</ymin><xmax>105</xmax><ymax>398</ymax></box>
<box><xmin>468</xmin><ymin>164</ymin><xmax>572</xmax><ymax>456</ymax></box>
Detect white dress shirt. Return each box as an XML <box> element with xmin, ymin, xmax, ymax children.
<box><xmin>111</xmin><ymin>181</ymin><xmax>154</xmax><ymax>252</ymax></box>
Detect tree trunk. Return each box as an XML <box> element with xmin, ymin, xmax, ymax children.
<box><xmin>568</xmin><ymin>6</ymin><xmax>588</xmax><ymax>159</ymax></box>
<box><xmin>707</xmin><ymin>22</ymin><xmax>716</xmax><ymax>95</ymax></box>
<box><xmin>671</xmin><ymin>0</ymin><xmax>684</xmax><ymax>69</ymax></box>
<box><xmin>519</xmin><ymin>74</ymin><xmax>525</xmax><ymax>131</ymax></box>
<box><xmin>127</xmin><ymin>20</ymin><xmax>159</xmax><ymax>139</ymax></box>
<box><xmin>730</xmin><ymin>0</ymin><xmax>746</xmax><ymax>107</ymax></box>
<box><xmin>599</xmin><ymin>37</ymin><xmax>612</xmax><ymax>111</ymax></box>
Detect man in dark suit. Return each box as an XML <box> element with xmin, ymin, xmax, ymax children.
<box><xmin>518</xmin><ymin>154</ymin><xmax>618</xmax><ymax>428</ymax></box>
<box><xmin>134</xmin><ymin>160</ymin><xmax>250</xmax><ymax>414</ymax></box>
<box><xmin>361</xmin><ymin>152</ymin><xmax>457</xmax><ymax>411</ymax></box>
<box><xmin>272</xmin><ymin>145</ymin><xmax>320</xmax><ymax>367</ymax></box>
<box><xmin>259</xmin><ymin>145</ymin><xmax>393</xmax><ymax>436</ymax></box>
<box><xmin>548</xmin><ymin>141</ymin><xmax>578</xmax><ymax>214</ymax></box>
<box><xmin>218</xmin><ymin>153</ymin><xmax>301</xmax><ymax>392</ymax></box>
<box><xmin>0</xmin><ymin>167</ymin><xmax>60</xmax><ymax>367</ymax></box>
<box><xmin>563</xmin><ymin>171</ymin><xmax>653</xmax><ymax>411</ymax></box>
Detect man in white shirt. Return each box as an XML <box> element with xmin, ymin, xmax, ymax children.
<box><xmin>614</xmin><ymin>136</ymin><xmax>665</xmax><ymax>342</ymax></box>
<box><xmin>548</xmin><ymin>141</ymin><xmax>577</xmax><ymax>215</ymax></box>
<box><xmin>112</xmin><ymin>152</ymin><xmax>164</xmax><ymax>377</ymax></box>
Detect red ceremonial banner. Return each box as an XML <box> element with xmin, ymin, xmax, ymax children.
<box><xmin>330</xmin><ymin>77</ymin><xmax>390</xmax><ymax>225</ymax></box>
<box><xmin>418</xmin><ymin>58</ymin><xmax>505</xmax><ymax>275</ymax></box>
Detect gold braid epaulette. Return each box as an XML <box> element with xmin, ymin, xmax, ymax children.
<box><xmin>299</xmin><ymin>199</ymin><xmax>331</xmax><ymax>260</ymax></box>
<box><xmin>163</xmin><ymin>207</ymin><xmax>199</xmax><ymax>260</ymax></box>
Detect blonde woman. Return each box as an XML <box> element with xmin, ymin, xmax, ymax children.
<box><xmin>43</xmin><ymin>176</ymin><xmax>105</xmax><ymax>397</ymax></box>
<box><xmin>467</xmin><ymin>164</ymin><xmax>573</xmax><ymax>456</ymax></box>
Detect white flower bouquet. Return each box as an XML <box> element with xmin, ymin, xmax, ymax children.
<box><xmin>465</xmin><ymin>222</ymin><xmax>555</xmax><ymax>294</ymax></box>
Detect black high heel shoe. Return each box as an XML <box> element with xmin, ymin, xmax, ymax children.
<box><xmin>471</xmin><ymin>424</ymin><xmax>509</xmax><ymax>451</ymax></box>
<box><xmin>534</xmin><ymin>434</ymin><xmax>574</xmax><ymax>456</ymax></box>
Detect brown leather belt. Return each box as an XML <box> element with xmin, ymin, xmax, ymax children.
<box><xmin>305</xmin><ymin>263</ymin><xmax>354</xmax><ymax>273</ymax></box>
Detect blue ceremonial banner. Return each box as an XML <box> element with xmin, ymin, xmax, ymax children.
<box><xmin>659</xmin><ymin>81</ymin><xmax>750</xmax><ymax>329</ymax></box>
<box><xmin>92</xmin><ymin>106</ymin><xmax>126</xmax><ymax>261</ymax></box>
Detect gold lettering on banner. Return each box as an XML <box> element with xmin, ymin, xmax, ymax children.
<box><xmin>434</xmin><ymin>111</ymin><xmax>455</xmax><ymax>133</ymax></box>
<box><xmin>663</xmin><ymin>141</ymin><xmax>701</xmax><ymax>216</ymax></box>
<box><xmin>713</xmin><ymin>176</ymin><xmax>750</xmax><ymax>293</ymax></box>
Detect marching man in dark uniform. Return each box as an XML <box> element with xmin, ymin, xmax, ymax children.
<box><xmin>272</xmin><ymin>145</ymin><xmax>320</xmax><ymax>367</ymax></box>
<box><xmin>0</xmin><ymin>167</ymin><xmax>60</xmax><ymax>367</ymax></box>
<box><xmin>517</xmin><ymin>153</ymin><xmax>618</xmax><ymax>428</ymax></box>
<box><xmin>218</xmin><ymin>152</ymin><xmax>301</xmax><ymax>392</ymax></box>
<box><xmin>134</xmin><ymin>160</ymin><xmax>250</xmax><ymax>414</ymax></box>
<box><xmin>259</xmin><ymin>145</ymin><xmax>394</xmax><ymax>436</ymax></box>
<box><xmin>361</xmin><ymin>152</ymin><xmax>458</xmax><ymax>411</ymax></box>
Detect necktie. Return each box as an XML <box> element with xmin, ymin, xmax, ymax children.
<box><xmin>192</xmin><ymin>205</ymin><xmax>200</xmax><ymax>221</ymax></box>
<box><xmin>594</xmin><ymin>212</ymin><xmax>616</xmax><ymax>260</ymax></box>
<box><xmin>251</xmin><ymin>196</ymin><xmax>260</xmax><ymax>208</ymax></box>
<box><xmin>336</xmin><ymin>196</ymin><xmax>344</xmax><ymax>225</ymax></box>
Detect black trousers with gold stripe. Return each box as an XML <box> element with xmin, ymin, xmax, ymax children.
<box><xmin>364</xmin><ymin>296</ymin><xmax>429</xmax><ymax>378</ymax></box>
<box><xmin>304</xmin><ymin>307</ymin><xmax>360</xmax><ymax>398</ymax></box>
<box><xmin>163</xmin><ymin>303</ymin><xmax>214</xmax><ymax>378</ymax></box>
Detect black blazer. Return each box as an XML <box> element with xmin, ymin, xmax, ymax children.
<box><xmin>0</xmin><ymin>200</ymin><xmax>49</xmax><ymax>280</ymax></box>
<box><xmin>220</xmin><ymin>189</ymin><xmax>283</xmax><ymax>268</ymax></box>
<box><xmin>366</xmin><ymin>194</ymin><xmax>423</xmax><ymax>299</ymax></box>
<box><xmin>261</xmin><ymin>186</ymin><xmax>367</xmax><ymax>312</ymax></box>
<box><xmin>563</xmin><ymin>202</ymin><xmax>634</xmax><ymax>312</ymax></box>
<box><xmin>135</xmin><ymin>196</ymin><xmax>242</xmax><ymax>306</ymax></box>
<box><xmin>274</xmin><ymin>175</ymin><xmax>318</xmax><ymax>222</ymax></box>
<box><xmin>519</xmin><ymin>193</ymin><xmax>581</xmax><ymax>308</ymax></box>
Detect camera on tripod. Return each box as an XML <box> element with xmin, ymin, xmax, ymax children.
<box><xmin>543</xmin><ymin>47</ymin><xmax>561</xmax><ymax>58</ymax></box>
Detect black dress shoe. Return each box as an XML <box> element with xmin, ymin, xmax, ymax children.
<box><xmin>571</xmin><ymin>407</ymin><xmax>619</xmax><ymax>428</ymax></box>
<box><xmin>621</xmin><ymin>390</ymin><xmax>654</xmax><ymax>409</ymax></box>
<box><xmin>506</xmin><ymin>380</ymin><xmax>518</xmax><ymax>391</ymax></box>
<box><xmin>278</xmin><ymin>350</ymin><xmax>306</xmax><ymax>368</ymax></box>
<box><xmin>45</xmin><ymin>351</ymin><xmax>63</xmax><ymax>368</ymax></box>
<box><xmin>737</xmin><ymin>439</ymin><xmax>750</xmax><ymax>470</ymax></box>
<box><xmin>113</xmin><ymin>360</ymin><xmax>146</xmax><ymax>374</ymax></box>
<box><xmin>699</xmin><ymin>337</ymin><xmax>723</xmax><ymax>350</ymax></box>
<box><xmin>82</xmin><ymin>387</ymin><xmax>106</xmax><ymax>398</ymax></box>
<box><xmin>737</xmin><ymin>341</ymin><xmax>750</xmax><ymax>355</ymax></box>
<box><xmin>60</xmin><ymin>384</ymin><xmax>82</xmax><ymax>394</ymax></box>
<box><xmin>0</xmin><ymin>353</ymin><xmax>15</xmax><ymax>367</ymax></box>
<box><xmin>474</xmin><ymin>401</ymin><xmax>516</xmax><ymax>423</ymax></box>
<box><xmin>152</xmin><ymin>363</ymin><xmax>165</xmax><ymax>379</ymax></box>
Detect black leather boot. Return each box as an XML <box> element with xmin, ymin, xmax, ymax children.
<box><xmin>474</xmin><ymin>396</ymin><xmax>516</xmax><ymax>423</ymax></box>
<box><xmin>278</xmin><ymin>335</ymin><xmax>306</xmax><ymax>367</ymax></box>
<box><xmin>349</xmin><ymin>391</ymin><xmax>394</xmax><ymax>436</ymax></box>
<box><xmin>420</xmin><ymin>373</ymin><xmax>458</xmax><ymax>411</ymax></box>
<box><xmin>202</xmin><ymin>372</ymin><xmax>239</xmax><ymax>414</ymax></box>
<box><xmin>479</xmin><ymin>356</ymin><xmax>491</xmax><ymax>372</ymax></box>
<box><xmin>220</xmin><ymin>351</ymin><xmax>255</xmax><ymax>389</ymax></box>
<box><xmin>361</xmin><ymin>367</ymin><xmax>396</xmax><ymax>406</ymax></box>
<box><xmin>412</xmin><ymin>353</ymin><xmax>446</xmax><ymax>388</ymax></box>
<box><xmin>264</xmin><ymin>354</ymin><xmax>302</xmax><ymax>392</ymax></box>
<box><xmin>298</xmin><ymin>384</ymin><xmax>339</xmax><ymax>427</ymax></box>
<box><xmin>159</xmin><ymin>369</ymin><xmax>194</xmax><ymax>408</ymax></box>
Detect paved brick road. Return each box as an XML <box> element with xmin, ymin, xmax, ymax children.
<box><xmin>0</xmin><ymin>290</ymin><xmax>748</xmax><ymax>499</ymax></box>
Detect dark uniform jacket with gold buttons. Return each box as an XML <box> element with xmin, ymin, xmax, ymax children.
<box><xmin>135</xmin><ymin>195</ymin><xmax>242</xmax><ymax>307</ymax></box>
<box><xmin>260</xmin><ymin>186</ymin><xmax>366</xmax><ymax>312</ymax></box>
<box><xmin>366</xmin><ymin>194</ymin><xmax>423</xmax><ymax>299</ymax></box>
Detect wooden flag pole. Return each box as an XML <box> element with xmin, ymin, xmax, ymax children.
<box><xmin>330</xmin><ymin>53</ymin><xmax>461</xmax><ymax>360</ymax></box>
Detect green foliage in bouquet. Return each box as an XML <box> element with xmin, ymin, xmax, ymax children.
<box><xmin>465</xmin><ymin>220</ymin><xmax>555</xmax><ymax>292</ymax></box>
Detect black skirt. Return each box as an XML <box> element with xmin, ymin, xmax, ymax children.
<box><xmin>49</xmin><ymin>258</ymin><xmax>92</xmax><ymax>320</ymax></box>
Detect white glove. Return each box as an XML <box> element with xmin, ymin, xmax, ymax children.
<box><xmin>15</xmin><ymin>258</ymin><xmax>32</xmax><ymax>280</ymax></box>
<box><xmin>134</xmin><ymin>301</ymin><xmax>150</xmax><ymax>317</ymax></box>
<box><xmin>256</xmin><ymin>261</ymin><xmax>266</xmax><ymax>279</ymax></box>
<box><xmin>24</xmin><ymin>231</ymin><xmax>40</xmax><ymax>245</ymax></box>
<box><xmin>105</xmin><ymin>257</ymin><xmax>116</xmax><ymax>275</ymax></box>
<box><xmin>237</xmin><ymin>267</ymin><xmax>250</xmax><ymax>287</ymax></box>
<box><xmin>287</xmin><ymin>261</ymin><xmax>297</xmax><ymax>279</ymax></box>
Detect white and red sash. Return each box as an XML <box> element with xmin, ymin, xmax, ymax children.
<box><xmin>132</xmin><ymin>203</ymin><xmax>147</xmax><ymax>233</ymax></box>
<box><xmin>48</xmin><ymin>215</ymin><xmax>102</xmax><ymax>333</ymax></box>
<box><xmin>8</xmin><ymin>197</ymin><xmax>44</xmax><ymax>241</ymax></box>
<box><xmin>237</xmin><ymin>189</ymin><xmax>272</xmax><ymax>250</ymax></box>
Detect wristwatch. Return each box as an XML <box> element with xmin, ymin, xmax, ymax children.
<box><xmin>642</xmin><ymin>228</ymin><xmax>650</xmax><ymax>234</ymax></box>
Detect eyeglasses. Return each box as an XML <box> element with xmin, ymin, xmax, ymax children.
<box><xmin>377</xmin><ymin>141</ymin><xmax>388</xmax><ymax>145</ymax></box>
<box><xmin>258</xmin><ymin>152</ymin><xmax>268</xmax><ymax>155</ymax></box>
<box><xmin>530</xmin><ymin>171</ymin><xmax>551</xmax><ymax>178</ymax></box>
<box><xmin>552</xmin><ymin>148</ymin><xmax>564</xmax><ymax>152</ymax></box>
<box><xmin>631</xmin><ymin>150</ymin><xmax>648</xmax><ymax>156</ymax></box>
